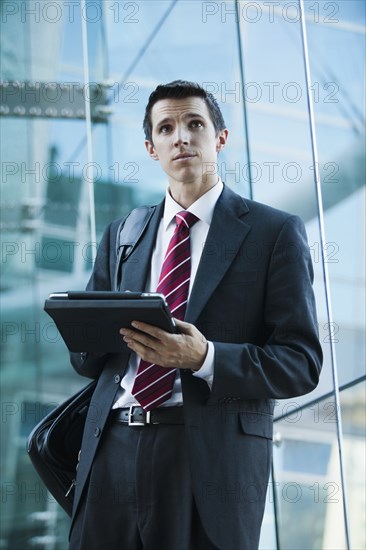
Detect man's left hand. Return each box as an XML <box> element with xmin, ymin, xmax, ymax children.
<box><xmin>120</xmin><ymin>319</ymin><xmax>207</xmax><ymax>371</ymax></box>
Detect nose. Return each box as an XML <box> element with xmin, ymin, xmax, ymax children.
<box><xmin>173</xmin><ymin>125</ymin><xmax>189</xmax><ymax>147</ymax></box>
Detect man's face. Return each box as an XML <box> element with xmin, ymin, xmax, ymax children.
<box><xmin>145</xmin><ymin>97</ymin><xmax>228</xmax><ymax>190</ymax></box>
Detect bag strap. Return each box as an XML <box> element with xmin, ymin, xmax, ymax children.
<box><xmin>114</xmin><ymin>206</ymin><xmax>156</xmax><ymax>291</ymax></box>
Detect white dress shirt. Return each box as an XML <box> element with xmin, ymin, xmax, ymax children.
<box><xmin>112</xmin><ymin>180</ymin><xmax>223</xmax><ymax>409</ymax></box>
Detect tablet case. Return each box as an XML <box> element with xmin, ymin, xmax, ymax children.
<box><xmin>44</xmin><ymin>292</ymin><xmax>176</xmax><ymax>353</ymax></box>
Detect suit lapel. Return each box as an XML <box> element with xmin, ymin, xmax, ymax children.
<box><xmin>119</xmin><ymin>200</ymin><xmax>165</xmax><ymax>292</ymax></box>
<box><xmin>185</xmin><ymin>186</ymin><xmax>251</xmax><ymax>324</ymax></box>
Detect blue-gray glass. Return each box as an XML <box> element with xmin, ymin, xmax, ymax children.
<box><xmin>339</xmin><ymin>380</ymin><xmax>366</xmax><ymax>549</ymax></box>
<box><xmin>0</xmin><ymin>3</ymin><xmax>89</xmax><ymax>549</ymax></box>
<box><xmin>272</xmin><ymin>394</ymin><xmax>347</xmax><ymax>549</ymax></box>
<box><xmin>1</xmin><ymin>0</ymin><xmax>364</xmax><ymax>548</ymax></box>
<box><xmin>304</xmin><ymin>0</ymin><xmax>366</xmax><ymax>388</ymax></box>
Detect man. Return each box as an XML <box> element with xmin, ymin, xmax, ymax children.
<box><xmin>69</xmin><ymin>80</ymin><xmax>322</xmax><ymax>550</ymax></box>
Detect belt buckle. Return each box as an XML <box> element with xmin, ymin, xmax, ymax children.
<box><xmin>128</xmin><ymin>405</ymin><xmax>151</xmax><ymax>426</ymax></box>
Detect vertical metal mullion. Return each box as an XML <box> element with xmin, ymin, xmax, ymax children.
<box><xmin>298</xmin><ymin>1</ymin><xmax>351</xmax><ymax>548</ymax></box>
<box><xmin>234</xmin><ymin>0</ymin><xmax>253</xmax><ymax>199</ymax></box>
<box><xmin>81</xmin><ymin>0</ymin><xmax>97</xmax><ymax>260</ymax></box>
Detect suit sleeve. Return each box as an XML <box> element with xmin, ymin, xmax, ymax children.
<box><xmin>209</xmin><ymin>215</ymin><xmax>323</xmax><ymax>401</ymax></box>
<box><xmin>70</xmin><ymin>219</ymin><xmax>123</xmax><ymax>379</ymax></box>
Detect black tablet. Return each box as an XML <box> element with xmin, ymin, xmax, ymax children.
<box><xmin>44</xmin><ymin>291</ymin><xmax>176</xmax><ymax>353</ymax></box>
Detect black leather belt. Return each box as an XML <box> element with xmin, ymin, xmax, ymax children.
<box><xmin>111</xmin><ymin>405</ymin><xmax>184</xmax><ymax>426</ymax></box>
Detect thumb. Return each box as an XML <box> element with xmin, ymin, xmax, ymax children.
<box><xmin>174</xmin><ymin>319</ymin><xmax>193</xmax><ymax>334</ymax></box>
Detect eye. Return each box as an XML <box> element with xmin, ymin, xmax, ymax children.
<box><xmin>159</xmin><ymin>124</ymin><xmax>172</xmax><ymax>134</ymax></box>
<box><xmin>190</xmin><ymin>120</ymin><xmax>203</xmax><ymax>128</ymax></box>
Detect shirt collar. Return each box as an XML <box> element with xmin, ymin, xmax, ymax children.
<box><xmin>163</xmin><ymin>179</ymin><xmax>224</xmax><ymax>230</ymax></box>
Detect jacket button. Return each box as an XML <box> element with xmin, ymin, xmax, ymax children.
<box><xmin>94</xmin><ymin>427</ymin><xmax>101</xmax><ymax>437</ymax></box>
<box><xmin>114</xmin><ymin>374</ymin><xmax>121</xmax><ymax>384</ymax></box>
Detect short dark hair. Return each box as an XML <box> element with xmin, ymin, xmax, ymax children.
<box><xmin>143</xmin><ymin>80</ymin><xmax>226</xmax><ymax>142</ymax></box>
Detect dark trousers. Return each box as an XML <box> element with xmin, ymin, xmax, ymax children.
<box><xmin>69</xmin><ymin>418</ymin><xmax>218</xmax><ymax>550</ymax></box>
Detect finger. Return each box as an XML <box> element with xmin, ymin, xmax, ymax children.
<box><xmin>120</xmin><ymin>326</ymin><xmax>159</xmax><ymax>343</ymax></box>
<box><xmin>131</xmin><ymin>321</ymin><xmax>168</xmax><ymax>340</ymax></box>
<box><xmin>123</xmin><ymin>330</ymin><xmax>158</xmax><ymax>350</ymax></box>
<box><xmin>126</xmin><ymin>340</ymin><xmax>156</xmax><ymax>362</ymax></box>
<box><xmin>126</xmin><ymin>338</ymin><xmax>171</xmax><ymax>367</ymax></box>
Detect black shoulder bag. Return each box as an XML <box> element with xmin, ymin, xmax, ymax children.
<box><xmin>27</xmin><ymin>206</ymin><xmax>155</xmax><ymax>517</ymax></box>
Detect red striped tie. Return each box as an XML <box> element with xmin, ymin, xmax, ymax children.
<box><xmin>131</xmin><ymin>211</ymin><xmax>199</xmax><ymax>411</ymax></box>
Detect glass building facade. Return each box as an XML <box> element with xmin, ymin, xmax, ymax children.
<box><xmin>1</xmin><ymin>1</ymin><xmax>365</xmax><ymax>548</ymax></box>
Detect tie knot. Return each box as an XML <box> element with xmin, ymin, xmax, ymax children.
<box><xmin>175</xmin><ymin>210</ymin><xmax>199</xmax><ymax>230</ymax></box>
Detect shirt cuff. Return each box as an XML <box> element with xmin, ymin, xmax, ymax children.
<box><xmin>192</xmin><ymin>341</ymin><xmax>214</xmax><ymax>389</ymax></box>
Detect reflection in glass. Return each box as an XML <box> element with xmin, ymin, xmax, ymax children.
<box><xmin>273</xmin><ymin>396</ymin><xmax>346</xmax><ymax>550</ymax></box>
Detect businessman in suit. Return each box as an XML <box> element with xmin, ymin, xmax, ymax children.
<box><xmin>69</xmin><ymin>81</ymin><xmax>322</xmax><ymax>550</ymax></box>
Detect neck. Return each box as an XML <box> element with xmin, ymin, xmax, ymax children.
<box><xmin>168</xmin><ymin>176</ymin><xmax>219</xmax><ymax>209</ymax></box>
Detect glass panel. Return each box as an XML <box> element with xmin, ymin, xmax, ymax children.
<box><xmin>273</xmin><ymin>395</ymin><xmax>347</xmax><ymax>549</ymax></box>
<box><xmin>238</xmin><ymin>1</ymin><xmax>364</xmax><ymax>546</ymax></box>
<box><xmin>339</xmin><ymin>380</ymin><xmax>366</xmax><ymax>549</ymax></box>
<box><xmin>1</xmin><ymin>2</ymin><xmax>89</xmax><ymax>548</ymax></box>
<box><xmin>304</xmin><ymin>0</ymin><xmax>366</xmax><ymax>388</ymax></box>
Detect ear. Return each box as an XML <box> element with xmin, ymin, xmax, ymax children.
<box><xmin>216</xmin><ymin>129</ymin><xmax>229</xmax><ymax>152</ymax></box>
<box><xmin>145</xmin><ymin>140</ymin><xmax>159</xmax><ymax>160</ymax></box>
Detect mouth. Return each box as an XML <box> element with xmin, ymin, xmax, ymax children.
<box><xmin>173</xmin><ymin>153</ymin><xmax>196</xmax><ymax>162</ymax></box>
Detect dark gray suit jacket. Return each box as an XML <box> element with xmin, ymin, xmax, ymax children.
<box><xmin>70</xmin><ymin>184</ymin><xmax>322</xmax><ymax>549</ymax></box>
